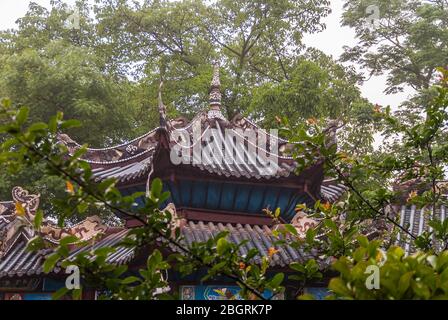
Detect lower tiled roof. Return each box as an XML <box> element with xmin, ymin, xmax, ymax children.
<box><xmin>320</xmin><ymin>180</ymin><xmax>347</xmax><ymax>203</ymax></box>
<box><xmin>0</xmin><ymin>221</ymin><xmax>328</xmax><ymax>278</ymax></box>
<box><xmin>396</xmin><ymin>205</ymin><xmax>447</xmax><ymax>254</ymax></box>
<box><xmin>0</xmin><ymin>230</ymin><xmax>134</xmax><ymax>278</ymax></box>
<box><xmin>67</xmin><ymin>229</ymin><xmax>134</xmax><ymax>265</ymax></box>
<box><xmin>0</xmin><ymin>237</ymin><xmax>52</xmax><ymax>278</ymax></box>
<box><xmin>176</xmin><ymin>221</ymin><xmax>325</xmax><ymax>268</ymax></box>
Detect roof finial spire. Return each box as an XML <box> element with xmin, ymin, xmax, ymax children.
<box><xmin>158</xmin><ymin>81</ymin><xmax>167</xmax><ymax>128</ymax></box>
<box><xmin>209</xmin><ymin>62</ymin><xmax>222</xmax><ymax>111</ymax></box>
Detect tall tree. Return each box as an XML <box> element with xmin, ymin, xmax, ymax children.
<box><xmin>94</xmin><ymin>0</ymin><xmax>332</xmax><ymax>118</ymax></box>
<box><xmin>341</xmin><ymin>0</ymin><xmax>448</xmax><ymax>108</ymax></box>
<box><xmin>0</xmin><ymin>41</ymin><xmax>135</xmax><ymax>146</ymax></box>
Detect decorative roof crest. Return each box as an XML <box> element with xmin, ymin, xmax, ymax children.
<box><xmin>209</xmin><ymin>62</ymin><xmax>222</xmax><ymax>112</ymax></box>
<box><xmin>158</xmin><ymin>81</ymin><xmax>167</xmax><ymax>128</ymax></box>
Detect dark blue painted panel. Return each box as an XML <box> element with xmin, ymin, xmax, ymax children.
<box><xmin>284</xmin><ymin>194</ymin><xmax>312</xmax><ymax>221</ymax></box>
<box><xmin>23</xmin><ymin>293</ymin><xmax>53</xmax><ymax>300</ymax></box>
<box><xmin>167</xmin><ymin>182</ymin><xmax>180</xmax><ymax>205</ymax></box>
<box><xmin>247</xmin><ymin>187</ymin><xmax>264</xmax><ymax>213</ymax></box>
<box><xmin>205</xmin><ymin>182</ymin><xmax>222</xmax><ymax>210</ymax></box>
<box><xmin>261</xmin><ymin>189</ymin><xmax>280</xmax><ymax>213</ymax></box>
<box><xmin>219</xmin><ymin>184</ymin><xmax>236</xmax><ymax>211</ymax></box>
<box><xmin>191</xmin><ymin>181</ymin><xmax>207</xmax><ymax>208</ymax></box>
<box><xmin>180</xmin><ymin>180</ymin><xmax>193</xmax><ymax>206</ymax></box>
<box><xmin>233</xmin><ymin>185</ymin><xmax>250</xmax><ymax>212</ymax></box>
<box><xmin>275</xmin><ymin>190</ymin><xmax>292</xmax><ymax>218</ymax></box>
<box><xmin>118</xmin><ymin>180</ymin><xmax>311</xmax><ymax>222</ymax></box>
<box><xmin>180</xmin><ymin>285</ymin><xmax>280</xmax><ymax>300</ymax></box>
<box><xmin>43</xmin><ymin>278</ymin><xmax>65</xmax><ymax>291</ymax></box>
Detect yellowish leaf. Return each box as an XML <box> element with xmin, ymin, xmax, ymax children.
<box><xmin>322</xmin><ymin>202</ymin><xmax>331</xmax><ymax>211</ymax></box>
<box><xmin>66</xmin><ymin>181</ymin><xmax>75</xmax><ymax>195</ymax></box>
<box><xmin>15</xmin><ymin>202</ymin><xmax>26</xmax><ymax>216</ymax></box>
<box><xmin>268</xmin><ymin>247</ymin><xmax>279</xmax><ymax>258</ymax></box>
<box><xmin>407</xmin><ymin>190</ymin><xmax>418</xmax><ymax>202</ymax></box>
<box><xmin>373</xmin><ymin>104</ymin><xmax>382</xmax><ymax>113</ymax></box>
<box><xmin>307</xmin><ymin>117</ymin><xmax>317</xmax><ymax>125</ymax></box>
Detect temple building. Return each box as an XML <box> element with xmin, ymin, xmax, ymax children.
<box><xmin>1</xmin><ymin>64</ymin><xmax>359</xmax><ymax>300</ymax></box>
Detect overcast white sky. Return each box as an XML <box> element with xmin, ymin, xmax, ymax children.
<box><xmin>0</xmin><ymin>0</ymin><xmax>413</xmax><ymax>109</ymax></box>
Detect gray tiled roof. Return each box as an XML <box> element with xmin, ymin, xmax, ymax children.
<box><xmin>320</xmin><ymin>180</ymin><xmax>347</xmax><ymax>203</ymax></box>
<box><xmin>92</xmin><ymin>151</ymin><xmax>155</xmax><ymax>182</ymax></box>
<box><xmin>67</xmin><ymin>229</ymin><xmax>134</xmax><ymax>265</ymax></box>
<box><xmin>173</xmin><ymin>221</ymin><xmax>327</xmax><ymax>268</ymax></box>
<box><xmin>58</xmin><ymin>109</ymin><xmax>325</xmax><ymax>184</ymax></box>
<box><xmin>0</xmin><ymin>220</ymin><xmax>329</xmax><ymax>278</ymax></box>
<box><xmin>0</xmin><ymin>237</ymin><xmax>51</xmax><ymax>278</ymax></box>
<box><xmin>0</xmin><ymin>202</ymin><xmax>14</xmax><ymax>229</ymax></box>
<box><xmin>180</xmin><ymin>120</ymin><xmax>300</xmax><ymax>180</ymax></box>
<box><xmin>0</xmin><ymin>230</ymin><xmax>133</xmax><ymax>278</ymax></box>
<box><xmin>396</xmin><ymin>205</ymin><xmax>447</xmax><ymax>254</ymax></box>
<box><xmin>90</xmin><ymin>114</ymin><xmax>302</xmax><ymax>182</ymax></box>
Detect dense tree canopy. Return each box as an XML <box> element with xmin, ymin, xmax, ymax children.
<box><xmin>0</xmin><ymin>0</ymin><xmax>448</xmax><ymax>301</ymax></box>
<box><xmin>342</xmin><ymin>0</ymin><xmax>448</xmax><ymax>107</ymax></box>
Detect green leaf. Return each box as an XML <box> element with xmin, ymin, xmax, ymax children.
<box><xmin>77</xmin><ymin>202</ymin><xmax>89</xmax><ymax>214</ymax></box>
<box><xmin>48</xmin><ymin>115</ymin><xmax>58</xmax><ymax>133</ymax></box>
<box><xmin>270</xmin><ymin>273</ymin><xmax>284</xmax><ymax>287</ymax></box>
<box><xmin>33</xmin><ymin>209</ymin><xmax>44</xmax><ymax>229</ymax></box>
<box><xmin>60</xmin><ymin>119</ymin><xmax>82</xmax><ymax>129</ymax></box>
<box><xmin>324</xmin><ymin>219</ymin><xmax>338</xmax><ymax>231</ymax></box>
<box><xmin>60</xmin><ymin>235</ymin><xmax>79</xmax><ymax>246</ymax></box>
<box><xmin>16</xmin><ymin>106</ymin><xmax>29</xmax><ymax>125</ymax></box>
<box><xmin>151</xmin><ymin>178</ymin><xmax>163</xmax><ymax>198</ymax></box>
<box><xmin>284</xmin><ymin>224</ymin><xmax>298</xmax><ymax>236</ymax></box>
<box><xmin>122</xmin><ymin>276</ymin><xmax>141</xmax><ymax>285</ymax></box>
<box><xmin>113</xmin><ymin>265</ymin><xmax>128</xmax><ymax>276</ymax></box>
<box><xmin>274</xmin><ymin>207</ymin><xmax>281</xmax><ymax>218</ymax></box>
<box><xmin>28</xmin><ymin>122</ymin><xmax>48</xmax><ymax>132</ymax></box>
<box><xmin>26</xmin><ymin>236</ymin><xmax>45</xmax><ymax>252</ymax></box>
<box><xmin>306</xmin><ymin>228</ymin><xmax>316</xmax><ymax>243</ymax></box>
<box><xmin>290</xmin><ymin>262</ymin><xmax>306</xmax><ymax>273</ymax></box>
<box><xmin>398</xmin><ymin>272</ymin><xmax>413</xmax><ymax>297</ymax></box>
<box><xmin>52</xmin><ymin>287</ymin><xmax>69</xmax><ymax>300</ymax></box>
<box><xmin>43</xmin><ymin>253</ymin><xmax>61</xmax><ymax>273</ymax></box>
<box><xmin>72</xmin><ymin>288</ymin><xmax>82</xmax><ymax>300</ymax></box>
<box><xmin>94</xmin><ymin>247</ymin><xmax>116</xmax><ymax>257</ymax></box>
<box><xmin>216</xmin><ymin>238</ymin><xmax>229</xmax><ymax>255</ymax></box>
<box><xmin>328</xmin><ymin>278</ymin><xmax>352</xmax><ymax>297</ymax></box>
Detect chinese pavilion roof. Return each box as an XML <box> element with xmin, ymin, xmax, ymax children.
<box><xmin>56</xmin><ymin>64</ymin><xmax>347</xmax><ymax>210</ymax></box>
<box><xmin>58</xmin><ymin>111</ymin><xmax>301</xmax><ymax>182</ymax></box>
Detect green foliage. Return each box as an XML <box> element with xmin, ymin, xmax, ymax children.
<box><xmin>342</xmin><ymin>0</ymin><xmax>448</xmax><ymax>109</ymax></box>
<box><xmin>279</xmin><ymin>68</ymin><xmax>448</xmax><ymax>300</ymax></box>
<box><xmin>329</xmin><ymin>238</ymin><xmax>448</xmax><ymax>300</ymax></box>
<box><xmin>0</xmin><ymin>42</ymin><xmax>135</xmax><ymax>146</ymax></box>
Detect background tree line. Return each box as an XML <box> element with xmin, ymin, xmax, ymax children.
<box><xmin>1</xmin><ymin>0</ymin><xmax>448</xmax><ymax>300</ymax></box>
<box><xmin>0</xmin><ymin>0</ymin><xmax>374</xmax><ymax>206</ymax></box>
